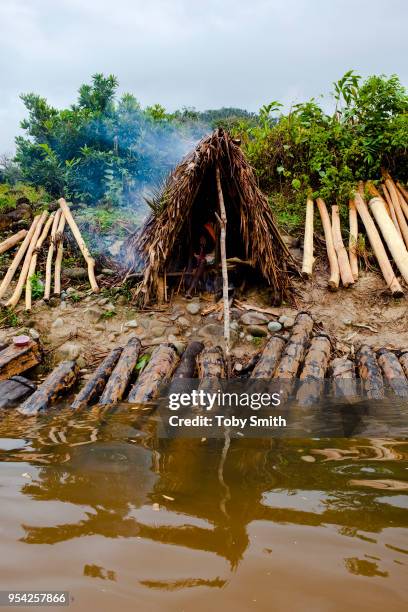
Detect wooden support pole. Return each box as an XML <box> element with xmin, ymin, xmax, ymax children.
<box><xmin>348</xmin><ymin>199</ymin><xmax>359</xmax><ymax>281</ymax></box>
<box><xmin>58</xmin><ymin>198</ymin><xmax>99</xmax><ymax>293</ymax></box>
<box><xmin>25</xmin><ymin>213</ymin><xmax>55</xmax><ymax>311</ymax></box>
<box><xmin>354</xmin><ymin>193</ymin><xmax>403</xmax><ymax>297</ymax></box>
<box><xmin>5</xmin><ymin>211</ymin><xmax>48</xmax><ymax>308</ymax></box>
<box><xmin>301</xmin><ymin>198</ymin><xmax>314</xmax><ymax>277</ymax></box>
<box><xmin>44</xmin><ymin>209</ymin><xmax>61</xmax><ymax>301</ymax></box>
<box><xmin>251</xmin><ymin>335</ymin><xmax>286</xmax><ymax>379</ymax></box>
<box><xmin>0</xmin><ymin>216</ymin><xmax>40</xmax><ymax>300</ymax></box>
<box><xmin>71</xmin><ymin>347</ymin><xmax>123</xmax><ymax>410</ymax></box>
<box><xmin>18</xmin><ymin>360</ymin><xmax>79</xmax><ymax>416</ymax></box>
<box><xmin>368</xmin><ymin>196</ymin><xmax>408</xmax><ymax>285</ymax></box>
<box><xmin>316</xmin><ymin>198</ymin><xmax>339</xmax><ymax>290</ymax></box>
<box><xmin>331</xmin><ymin>205</ymin><xmax>354</xmax><ymax>287</ymax></box>
<box><xmin>99</xmin><ymin>336</ymin><xmax>141</xmax><ymax>405</ymax></box>
<box><xmin>0</xmin><ymin>230</ymin><xmax>28</xmax><ymax>255</ymax></box>
<box><xmin>127</xmin><ymin>344</ymin><xmax>180</xmax><ymax>404</ymax></box>
<box><xmin>53</xmin><ymin>212</ymin><xmax>66</xmax><ymax>296</ymax></box>
<box><xmin>215</xmin><ymin>166</ymin><xmax>230</xmax><ymax>362</ymax></box>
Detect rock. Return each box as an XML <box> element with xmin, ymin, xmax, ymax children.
<box><xmin>268</xmin><ymin>321</ymin><xmax>282</xmax><ymax>333</ymax></box>
<box><xmin>234</xmin><ymin>362</ymin><xmax>243</xmax><ymax>372</ymax></box>
<box><xmin>55</xmin><ymin>342</ymin><xmax>81</xmax><ymax>361</ymax></box>
<box><xmin>232</xmin><ymin>347</ymin><xmax>246</xmax><ymax>359</ymax></box>
<box><xmin>247</xmin><ymin>325</ymin><xmax>267</xmax><ymax>337</ymax></box>
<box><xmin>76</xmin><ymin>356</ymin><xmax>87</xmax><ymax>369</ymax></box>
<box><xmin>66</xmin><ymin>287</ymin><xmax>78</xmax><ymax>296</ymax></box>
<box><xmin>198</xmin><ymin>323</ymin><xmax>224</xmax><ymax>339</ymax></box>
<box><xmin>125</xmin><ymin>320</ymin><xmax>138</xmax><ymax>328</ymax></box>
<box><xmin>108</xmin><ymin>333</ymin><xmax>117</xmax><ymax>342</ymax></box>
<box><xmin>177</xmin><ymin>316</ymin><xmax>190</xmax><ymax>327</ymax></box>
<box><xmin>151</xmin><ymin>325</ymin><xmax>166</xmax><ymax>338</ymax></box>
<box><xmin>48</xmin><ymin>297</ymin><xmax>60</xmax><ymax>308</ymax></box>
<box><xmin>239</xmin><ymin>332</ymin><xmax>245</xmax><ymax>339</ymax></box>
<box><xmin>245</xmin><ymin>334</ymin><xmax>253</xmax><ymax>342</ymax></box>
<box><xmin>116</xmin><ymin>295</ymin><xmax>128</xmax><ymax>305</ymax></box>
<box><xmin>279</xmin><ymin>315</ymin><xmax>289</xmax><ymax>324</ymax></box>
<box><xmin>63</xmin><ymin>267</ymin><xmax>88</xmax><ymax>279</ymax></box>
<box><xmin>51</xmin><ymin>318</ymin><xmax>64</xmax><ymax>329</ymax></box>
<box><xmin>186</xmin><ymin>302</ymin><xmax>201</xmax><ymax>315</ymax></box>
<box><xmin>101</xmin><ymin>268</ymin><xmax>115</xmax><ymax>276</ymax></box>
<box><xmin>59</xmin><ymin>301</ymin><xmax>67</xmax><ymax>310</ymax></box>
<box><xmin>240</xmin><ymin>312</ymin><xmax>269</xmax><ymax>325</ymax></box>
<box><xmin>171</xmin><ymin>341</ymin><xmax>186</xmax><ymax>355</ymax></box>
<box><xmin>103</xmin><ymin>302</ymin><xmax>115</xmax><ymax>312</ymax></box>
<box><xmin>166</xmin><ymin>326</ymin><xmax>179</xmax><ymax>336</ymax></box>
<box><xmin>94</xmin><ymin>323</ymin><xmax>106</xmax><ymax>331</ymax></box>
<box><xmin>150</xmin><ymin>336</ymin><xmax>167</xmax><ymax>345</ymax></box>
<box><xmin>28</xmin><ymin>328</ymin><xmax>40</xmax><ymax>341</ymax></box>
<box><xmin>109</xmin><ymin>240</ymin><xmax>124</xmax><ymax>257</ymax></box>
<box><xmin>283</xmin><ymin>317</ymin><xmax>295</xmax><ymax>329</ymax></box>
<box><xmin>98</xmin><ymin>297</ymin><xmax>110</xmax><ymax>305</ymax></box>
<box><xmin>84</xmin><ymin>307</ymin><xmax>103</xmax><ymax>323</ymax></box>
<box><xmin>168</xmin><ymin>334</ymin><xmax>179</xmax><ymax>344</ymax></box>
<box><xmin>230</xmin><ymin>321</ymin><xmax>240</xmax><ymax>331</ymax></box>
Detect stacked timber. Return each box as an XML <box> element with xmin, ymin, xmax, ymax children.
<box><xmin>301</xmin><ymin>175</ymin><xmax>408</xmax><ymax>296</ymax></box>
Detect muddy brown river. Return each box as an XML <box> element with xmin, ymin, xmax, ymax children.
<box><xmin>0</xmin><ymin>406</ymin><xmax>407</xmax><ymax>611</ymax></box>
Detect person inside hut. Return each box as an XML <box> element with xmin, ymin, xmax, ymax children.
<box><xmin>186</xmin><ymin>219</ymin><xmax>217</xmax><ymax>298</ymax></box>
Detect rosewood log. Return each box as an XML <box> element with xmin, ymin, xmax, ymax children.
<box><xmin>172</xmin><ymin>341</ymin><xmax>203</xmax><ymax>379</ymax></box>
<box><xmin>251</xmin><ymin>335</ymin><xmax>286</xmax><ymax>379</ymax></box>
<box><xmin>127</xmin><ymin>344</ymin><xmax>180</xmax><ymax>404</ymax></box>
<box><xmin>0</xmin><ymin>341</ymin><xmax>41</xmax><ymax>381</ymax></box>
<box><xmin>0</xmin><ymin>376</ymin><xmax>36</xmax><ymax>409</ymax></box>
<box><xmin>18</xmin><ymin>360</ymin><xmax>79</xmax><ymax>416</ymax></box>
<box><xmin>99</xmin><ymin>336</ymin><xmax>141</xmax><ymax>406</ymax></box>
<box><xmin>71</xmin><ymin>347</ymin><xmax>123</xmax><ymax>410</ymax></box>
<box><xmin>296</xmin><ymin>335</ymin><xmax>331</xmax><ymax>405</ymax></box>
<box><xmin>198</xmin><ymin>346</ymin><xmax>226</xmax><ymax>380</ymax></box>
<box><xmin>356</xmin><ymin>345</ymin><xmax>384</xmax><ymax>400</ymax></box>
<box><xmin>274</xmin><ymin>313</ymin><xmax>314</xmax><ymax>381</ymax></box>
<box><xmin>377</xmin><ymin>349</ymin><xmax>408</xmax><ymax>398</ymax></box>
<box><xmin>331</xmin><ymin>356</ymin><xmax>358</xmax><ymax>399</ymax></box>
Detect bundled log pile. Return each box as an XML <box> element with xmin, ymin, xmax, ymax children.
<box><xmin>0</xmin><ymin>198</ymin><xmax>98</xmax><ymax>311</ymax></box>
<box><xmin>302</xmin><ymin>174</ymin><xmax>408</xmax><ymax>296</ymax></box>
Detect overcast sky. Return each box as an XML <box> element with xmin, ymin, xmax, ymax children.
<box><xmin>1</xmin><ymin>0</ymin><xmax>407</xmax><ymax>153</ymax></box>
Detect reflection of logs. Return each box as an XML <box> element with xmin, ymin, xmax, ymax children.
<box><xmin>71</xmin><ymin>347</ymin><xmax>123</xmax><ymax>410</ymax></box>
<box><xmin>128</xmin><ymin>344</ymin><xmax>179</xmax><ymax>404</ymax></box>
<box><xmin>172</xmin><ymin>341</ymin><xmax>204</xmax><ymax>379</ymax></box>
<box><xmin>296</xmin><ymin>335</ymin><xmax>331</xmax><ymax>405</ymax></box>
<box><xmin>18</xmin><ymin>360</ymin><xmax>79</xmax><ymax>415</ymax></box>
<box><xmin>377</xmin><ymin>349</ymin><xmax>408</xmax><ymax>398</ymax></box>
<box><xmin>356</xmin><ymin>345</ymin><xmax>384</xmax><ymax>400</ymax></box>
<box><xmin>99</xmin><ymin>336</ymin><xmax>141</xmax><ymax>405</ymax></box>
<box><xmin>251</xmin><ymin>336</ymin><xmax>286</xmax><ymax>379</ymax></box>
<box><xmin>331</xmin><ymin>356</ymin><xmax>358</xmax><ymax>399</ymax></box>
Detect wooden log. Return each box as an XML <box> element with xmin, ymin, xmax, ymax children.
<box><xmin>25</xmin><ymin>213</ymin><xmax>55</xmax><ymax>310</ymax></box>
<box><xmin>382</xmin><ymin>183</ymin><xmax>402</xmax><ymax>236</ymax></box>
<box><xmin>58</xmin><ymin>198</ymin><xmax>99</xmax><ymax>293</ymax></box>
<box><xmin>348</xmin><ymin>199</ymin><xmax>359</xmax><ymax>281</ymax></box>
<box><xmin>0</xmin><ymin>376</ymin><xmax>37</xmax><ymax>409</ymax></box>
<box><xmin>5</xmin><ymin>211</ymin><xmax>48</xmax><ymax>308</ymax></box>
<box><xmin>172</xmin><ymin>341</ymin><xmax>204</xmax><ymax>379</ymax></box>
<box><xmin>356</xmin><ymin>344</ymin><xmax>384</xmax><ymax>400</ymax></box>
<box><xmin>0</xmin><ymin>341</ymin><xmax>41</xmax><ymax>381</ymax></box>
<box><xmin>251</xmin><ymin>335</ymin><xmax>286</xmax><ymax>379</ymax></box>
<box><xmin>296</xmin><ymin>335</ymin><xmax>331</xmax><ymax>405</ymax></box>
<box><xmin>53</xmin><ymin>212</ymin><xmax>66</xmax><ymax>296</ymax></box>
<box><xmin>17</xmin><ymin>360</ymin><xmax>79</xmax><ymax>416</ymax></box>
<box><xmin>381</xmin><ymin>174</ymin><xmax>408</xmax><ymax>249</ymax></box>
<box><xmin>98</xmin><ymin>336</ymin><xmax>141</xmax><ymax>405</ymax></box>
<box><xmin>377</xmin><ymin>348</ymin><xmax>408</xmax><ymax>398</ymax></box>
<box><xmin>274</xmin><ymin>313</ymin><xmax>314</xmax><ymax>393</ymax></box>
<box><xmin>44</xmin><ymin>209</ymin><xmax>61</xmax><ymax>301</ymax></box>
<box><xmin>354</xmin><ymin>193</ymin><xmax>403</xmax><ymax>297</ymax></box>
<box><xmin>127</xmin><ymin>344</ymin><xmax>180</xmax><ymax>404</ymax></box>
<box><xmin>331</xmin><ymin>205</ymin><xmax>354</xmax><ymax>287</ymax></box>
<box><xmin>316</xmin><ymin>198</ymin><xmax>339</xmax><ymax>290</ymax></box>
<box><xmin>396</xmin><ymin>182</ymin><xmax>408</xmax><ymax>220</ymax></box>
<box><xmin>215</xmin><ymin>166</ymin><xmax>230</xmax><ymax>361</ymax></box>
<box><xmin>71</xmin><ymin>347</ymin><xmax>123</xmax><ymax>410</ymax></box>
<box><xmin>398</xmin><ymin>350</ymin><xmax>408</xmax><ymax>379</ymax></box>
<box><xmin>368</xmin><ymin>196</ymin><xmax>408</xmax><ymax>285</ymax></box>
<box><xmin>0</xmin><ymin>216</ymin><xmax>40</xmax><ymax>301</ymax></box>
<box><xmin>301</xmin><ymin>198</ymin><xmax>314</xmax><ymax>277</ymax></box>
<box><xmin>0</xmin><ymin>230</ymin><xmax>28</xmax><ymax>255</ymax></box>
<box><xmin>331</xmin><ymin>356</ymin><xmax>358</xmax><ymax>399</ymax></box>
<box><xmin>198</xmin><ymin>346</ymin><xmax>226</xmax><ymax>380</ymax></box>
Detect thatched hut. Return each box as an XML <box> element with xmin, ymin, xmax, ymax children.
<box><xmin>125</xmin><ymin>128</ymin><xmax>295</xmax><ymax>306</ymax></box>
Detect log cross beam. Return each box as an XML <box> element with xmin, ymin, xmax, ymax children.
<box><xmin>215</xmin><ymin>165</ymin><xmax>230</xmax><ymax>372</ymax></box>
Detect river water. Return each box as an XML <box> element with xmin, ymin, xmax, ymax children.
<box><xmin>0</xmin><ymin>406</ymin><xmax>407</xmax><ymax>611</ymax></box>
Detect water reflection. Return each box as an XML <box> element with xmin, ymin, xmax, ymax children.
<box><xmin>0</xmin><ymin>407</ymin><xmax>407</xmax><ymax>605</ymax></box>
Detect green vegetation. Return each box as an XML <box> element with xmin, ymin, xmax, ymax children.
<box><xmin>0</xmin><ymin>182</ymin><xmax>50</xmax><ymax>213</ymax></box>
<box><xmin>28</xmin><ymin>273</ymin><xmax>44</xmax><ymax>299</ymax></box>
<box><xmin>0</xmin><ymin>307</ymin><xmax>21</xmax><ymax>328</ymax></box>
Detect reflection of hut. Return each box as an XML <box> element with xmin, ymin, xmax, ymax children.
<box><xmin>125</xmin><ymin>128</ymin><xmax>295</xmax><ymax>306</ymax></box>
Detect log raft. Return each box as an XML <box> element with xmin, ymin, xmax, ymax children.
<box><xmin>18</xmin><ymin>360</ymin><xmax>79</xmax><ymax>416</ymax></box>
<box><xmin>99</xmin><ymin>336</ymin><xmax>141</xmax><ymax>406</ymax></box>
<box><xmin>296</xmin><ymin>335</ymin><xmax>331</xmax><ymax>405</ymax></box>
<box><xmin>71</xmin><ymin>347</ymin><xmax>123</xmax><ymax>410</ymax></box>
<box><xmin>127</xmin><ymin>344</ymin><xmax>180</xmax><ymax>404</ymax></box>
<box><xmin>356</xmin><ymin>344</ymin><xmax>384</xmax><ymax>400</ymax></box>
<box><xmin>331</xmin><ymin>356</ymin><xmax>358</xmax><ymax>399</ymax></box>
<box><xmin>251</xmin><ymin>335</ymin><xmax>286</xmax><ymax>379</ymax></box>
<box><xmin>377</xmin><ymin>349</ymin><xmax>408</xmax><ymax>398</ymax></box>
